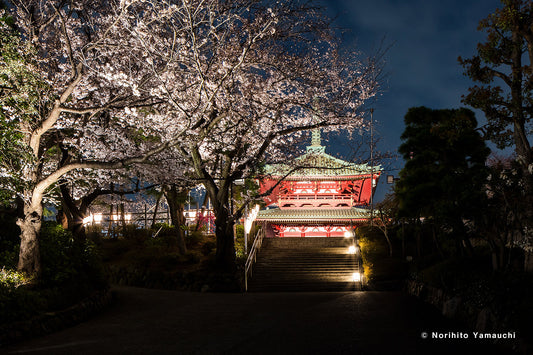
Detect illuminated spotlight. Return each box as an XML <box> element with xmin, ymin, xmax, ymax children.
<box><xmin>344</xmin><ymin>231</ymin><xmax>352</xmax><ymax>238</ymax></box>
<box><xmin>82</xmin><ymin>215</ymin><xmax>93</xmax><ymax>226</ymax></box>
<box><xmin>93</xmin><ymin>213</ymin><xmax>103</xmax><ymax>223</ymax></box>
<box><xmin>352</xmin><ymin>272</ymin><xmax>361</xmax><ymax>282</ymax></box>
<box><xmin>348</xmin><ymin>245</ymin><xmax>357</xmax><ymax>254</ymax></box>
<box><xmin>125</xmin><ymin>214</ymin><xmax>132</xmax><ymax>222</ymax></box>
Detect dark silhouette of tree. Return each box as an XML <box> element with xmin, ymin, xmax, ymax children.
<box><xmin>395</xmin><ymin>107</ymin><xmax>490</xmax><ymax>256</ymax></box>
<box><xmin>459</xmin><ymin>0</ymin><xmax>532</xmax><ymax>204</ymax></box>
<box><xmin>459</xmin><ymin>0</ymin><xmax>533</xmax><ymax>269</ymax></box>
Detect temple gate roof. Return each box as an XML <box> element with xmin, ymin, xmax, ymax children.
<box><xmin>256</xmin><ymin>207</ymin><xmax>371</xmax><ymax>223</ymax></box>
<box><xmin>265</xmin><ymin>129</ymin><xmax>382</xmax><ymax>179</ymax></box>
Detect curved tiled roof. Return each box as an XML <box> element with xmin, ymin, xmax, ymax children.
<box><xmin>265</xmin><ymin>130</ymin><xmax>381</xmax><ymax>179</ymax></box>
<box><xmin>256</xmin><ymin>207</ymin><xmax>371</xmax><ymax>223</ymax></box>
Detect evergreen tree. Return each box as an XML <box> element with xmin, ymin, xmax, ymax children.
<box><xmin>395</xmin><ymin>107</ymin><xmax>490</xmax><ymax>255</ymax></box>
<box><xmin>459</xmin><ymin>0</ymin><xmax>533</xmax><ymax>266</ymax></box>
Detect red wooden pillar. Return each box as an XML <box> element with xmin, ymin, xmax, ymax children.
<box><xmin>273</xmin><ymin>224</ymin><xmax>283</xmax><ymax>238</ymax></box>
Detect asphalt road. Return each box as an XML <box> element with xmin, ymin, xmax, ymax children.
<box><xmin>3</xmin><ymin>286</ymin><xmax>518</xmax><ymax>354</ymax></box>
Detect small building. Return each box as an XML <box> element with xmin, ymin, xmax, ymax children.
<box><xmin>256</xmin><ymin>129</ymin><xmax>381</xmax><ymax>237</ymax></box>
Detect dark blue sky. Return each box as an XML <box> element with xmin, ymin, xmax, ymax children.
<box><xmin>319</xmin><ymin>0</ymin><xmax>503</xmax><ymax>200</ymax></box>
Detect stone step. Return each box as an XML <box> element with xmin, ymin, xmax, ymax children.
<box><xmin>247</xmin><ymin>237</ymin><xmax>362</xmax><ymax>292</ymax></box>
<box><xmin>258</xmin><ymin>258</ymin><xmax>354</xmax><ymax>262</ymax></box>
<box><xmin>263</xmin><ymin>237</ymin><xmax>351</xmax><ymax>248</ymax></box>
<box><xmin>249</xmin><ymin>271</ymin><xmax>358</xmax><ymax>276</ymax></box>
<box><xmin>253</xmin><ymin>271</ymin><xmax>356</xmax><ymax>276</ymax></box>
<box><xmin>259</xmin><ymin>250</ymin><xmax>354</xmax><ymax>255</ymax></box>
<box><xmin>255</xmin><ymin>264</ymin><xmax>356</xmax><ymax>271</ymax></box>
<box><xmin>257</xmin><ymin>256</ymin><xmax>354</xmax><ymax>260</ymax></box>
<box><xmin>256</xmin><ymin>260</ymin><xmax>355</xmax><ymax>265</ymax></box>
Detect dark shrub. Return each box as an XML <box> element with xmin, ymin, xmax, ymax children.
<box><xmin>0</xmin><ymin>212</ymin><xmax>20</xmax><ymax>269</ymax></box>
<box><xmin>201</xmin><ymin>240</ymin><xmax>216</xmax><ymax>256</ymax></box>
<box><xmin>40</xmin><ymin>221</ymin><xmax>105</xmax><ymax>289</ymax></box>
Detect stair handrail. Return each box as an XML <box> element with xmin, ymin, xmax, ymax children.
<box><xmin>244</xmin><ymin>223</ymin><xmax>265</xmax><ymax>291</ymax></box>
<box><xmin>355</xmin><ymin>242</ymin><xmax>364</xmax><ymax>290</ymax></box>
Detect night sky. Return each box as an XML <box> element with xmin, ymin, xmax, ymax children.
<box><xmin>319</xmin><ymin>0</ymin><xmax>504</xmax><ymax>200</ymax></box>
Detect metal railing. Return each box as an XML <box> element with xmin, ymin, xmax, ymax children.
<box><xmin>244</xmin><ymin>224</ymin><xmax>266</xmax><ymax>292</ymax></box>
<box><xmin>354</xmin><ymin>241</ymin><xmax>364</xmax><ymax>291</ymax></box>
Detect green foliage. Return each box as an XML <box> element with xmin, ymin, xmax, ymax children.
<box><xmin>0</xmin><ymin>6</ymin><xmax>47</xmax><ymax>192</ymax></box>
<box><xmin>356</xmin><ymin>226</ymin><xmax>406</xmax><ymax>289</ymax></box>
<box><xmin>0</xmin><ymin>279</ymin><xmax>45</xmax><ymax>324</ymax></box>
<box><xmin>0</xmin><ymin>267</ymin><xmax>27</xmax><ymax>289</ymax></box>
<box><xmin>0</xmin><ymin>10</ymin><xmax>48</xmax><ymax>122</ymax></box>
<box><xmin>0</xmin><ymin>268</ymin><xmax>40</xmax><ymax>323</ymax></box>
<box><xmin>121</xmin><ymin>225</ymin><xmax>151</xmax><ymax>243</ymax></box>
<box><xmin>186</xmin><ymin>229</ymin><xmax>206</xmax><ymax>247</ymax></box>
<box><xmin>0</xmin><ymin>222</ymin><xmax>106</xmax><ymax>325</ymax></box>
<box><xmin>100</xmin><ymin>226</ymin><xmax>215</xmax><ymax>270</ymax></box>
<box><xmin>0</xmin><ymin>211</ymin><xmax>20</xmax><ymax>268</ymax></box>
<box><xmin>235</xmin><ymin>224</ymin><xmax>245</xmax><ymax>259</ymax></box>
<box><xmin>201</xmin><ymin>240</ymin><xmax>216</xmax><ymax>256</ymax></box>
<box><xmin>127</xmin><ymin>127</ymin><xmax>161</xmax><ymax>145</ymax></box>
<box><xmin>39</xmin><ymin>222</ymin><xmax>105</xmax><ymax>288</ymax></box>
<box><xmin>357</xmin><ymin>227</ymin><xmax>384</xmax><ymax>283</ymax></box>
<box><xmin>395</xmin><ymin>107</ymin><xmax>490</xmax><ymax>248</ymax></box>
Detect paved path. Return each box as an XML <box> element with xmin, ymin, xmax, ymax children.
<box><xmin>3</xmin><ymin>286</ymin><xmax>516</xmax><ymax>354</ymax></box>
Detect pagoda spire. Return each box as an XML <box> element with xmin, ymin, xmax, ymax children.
<box><xmin>308</xmin><ymin>98</ymin><xmax>325</xmax><ymax>153</ymax></box>
<box><xmin>311</xmin><ymin>128</ymin><xmax>321</xmax><ymax>146</ymax></box>
<box><xmin>307</xmin><ymin>128</ymin><xmax>325</xmax><ymax>153</ymax></box>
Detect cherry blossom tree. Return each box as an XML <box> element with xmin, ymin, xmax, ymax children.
<box><xmin>1</xmin><ymin>0</ymin><xmax>378</xmax><ymax>275</ymax></box>
<box><xmin>0</xmin><ymin>0</ymin><xmax>193</xmax><ymax>276</ymax></box>
<box><xmin>127</xmin><ymin>0</ymin><xmax>380</xmax><ymax>269</ymax></box>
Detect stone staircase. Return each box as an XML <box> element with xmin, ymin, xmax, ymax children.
<box><xmin>247</xmin><ymin>237</ymin><xmax>362</xmax><ymax>292</ymax></box>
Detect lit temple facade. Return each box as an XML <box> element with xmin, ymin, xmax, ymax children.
<box><xmin>256</xmin><ymin>130</ymin><xmax>381</xmax><ymax>237</ymax></box>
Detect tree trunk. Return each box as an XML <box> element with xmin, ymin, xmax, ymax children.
<box><xmin>204</xmin><ymin>181</ymin><xmax>236</xmax><ymax>270</ymax></box>
<box><xmin>108</xmin><ymin>205</ymin><xmax>114</xmax><ymax>237</ymax></box>
<box><xmin>59</xmin><ymin>182</ymin><xmax>86</xmax><ymax>241</ymax></box>
<box><xmin>524</xmin><ymin>251</ymin><xmax>533</xmax><ymax>272</ymax></box>
<box><xmin>431</xmin><ymin>223</ymin><xmax>444</xmax><ymax>259</ymax></box>
<box><xmin>488</xmin><ymin>238</ymin><xmax>500</xmax><ymax>271</ymax></box>
<box><xmin>164</xmin><ymin>185</ymin><xmax>187</xmax><ymax>255</ymax></box>
<box><xmin>16</xmin><ymin>200</ymin><xmax>43</xmax><ymax>277</ymax></box>
<box><xmin>510</xmin><ymin>29</ymin><xmax>533</xmax><ymax>177</ymax></box>
<box><xmin>383</xmin><ymin>228</ymin><xmax>393</xmax><ymax>257</ymax></box>
<box><xmin>510</xmin><ymin>27</ymin><xmax>533</xmax><ymax>232</ymax></box>
<box><xmin>56</xmin><ymin>207</ymin><xmax>69</xmax><ymax>230</ymax></box>
<box><xmin>120</xmin><ymin>203</ymin><xmax>126</xmax><ymax>237</ymax></box>
<box><xmin>376</xmin><ymin>211</ymin><xmax>392</xmax><ymax>257</ymax></box>
<box><xmin>152</xmin><ymin>194</ymin><xmax>162</xmax><ymax>228</ymax></box>
<box><xmin>214</xmin><ymin>207</ymin><xmax>236</xmax><ymax>270</ymax></box>
<box><xmin>415</xmin><ymin>219</ymin><xmax>421</xmax><ymax>257</ymax></box>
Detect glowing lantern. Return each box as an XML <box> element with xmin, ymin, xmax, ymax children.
<box><xmin>352</xmin><ymin>272</ymin><xmax>361</xmax><ymax>282</ymax></box>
